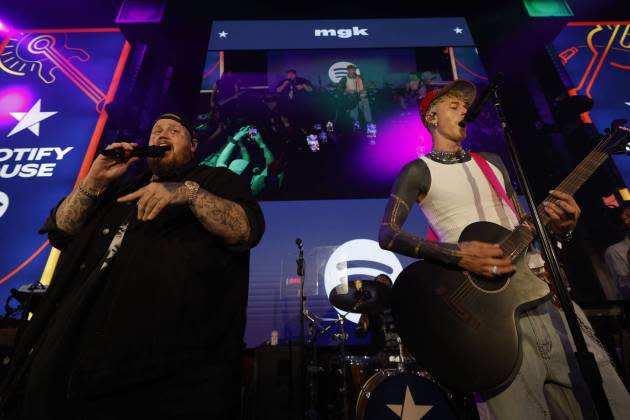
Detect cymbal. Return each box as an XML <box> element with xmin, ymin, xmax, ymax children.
<box><xmin>329</xmin><ymin>280</ymin><xmax>391</xmax><ymax>314</ymax></box>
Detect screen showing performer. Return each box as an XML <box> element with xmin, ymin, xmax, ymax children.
<box><xmin>195</xmin><ymin>45</ymin><xmax>498</xmax><ymax>201</ymax></box>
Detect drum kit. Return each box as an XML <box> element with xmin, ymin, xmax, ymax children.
<box><xmin>302</xmin><ymin>279</ymin><xmax>463</xmax><ymax>420</ymax></box>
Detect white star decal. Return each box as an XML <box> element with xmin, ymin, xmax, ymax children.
<box><xmin>454</xmin><ymin>27</ymin><xmax>464</xmax><ymax>34</ymax></box>
<box><xmin>386</xmin><ymin>386</ymin><xmax>433</xmax><ymax>420</ymax></box>
<box><xmin>8</xmin><ymin>99</ymin><xmax>57</xmax><ymax>137</ymax></box>
<box><xmin>218</xmin><ymin>31</ymin><xmax>228</xmax><ymax>38</ymax></box>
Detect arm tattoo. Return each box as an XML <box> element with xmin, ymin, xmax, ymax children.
<box><xmin>378</xmin><ymin>161</ymin><xmax>461</xmax><ymax>265</ymax></box>
<box><xmin>190</xmin><ymin>189</ymin><xmax>251</xmax><ymax>245</ymax></box>
<box><xmin>55</xmin><ymin>188</ymin><xmax>97</xmax><ymax>235</ymax></box>
<box><xmin>378</xmin><ymin>194</ymin><xmax>460</xmax><ymax>265</ymax></box>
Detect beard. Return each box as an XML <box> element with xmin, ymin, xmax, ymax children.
<box><xmin>147</xmin><ymin>157</ymin><xmax>177</xmax><ymax>178</ymax></box>
<box><xmin>147</xmin><ymin>151</ymin><xmax>193</xmax><ymax>179</ymax></box>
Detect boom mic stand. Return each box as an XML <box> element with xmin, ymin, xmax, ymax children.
<box><xmin>492</xmin><ymin>86</ymin><xmax>613</xmax><ymax>419</ymax></box>
<box><xmin>296</xmin><ymin>238</ymin><xmax>305</xmax><ymax>345</ymax></box>
<box><xmin>296</xmin><ymin>238</ymin><xmax>317</xmax><ymax>419</ymax></box>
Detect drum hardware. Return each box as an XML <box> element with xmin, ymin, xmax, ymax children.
<box><xmin>317</xmin><ymin>271</ymin><xmax>464</xmax><ymax>419</ymax></box>
<box><xmin>396</xmin><ymin>337</ymin><xmax>406</xmax><ymax>372</ymax></box>
<box><xmin>325</xmin><ymin>277</ymin><xmax>465</xmax><ymax>419</ymax></box>
<box><xmin>335</xmin><ymin>311</ymin><xmax>351</xmax><ymax>420</ymax></box>
<box><xmin>355</xmin><ymin>369</ymin><xmax>459</xmax><ymax>420</ymax></box>
<box><xmin>329</xmin><ymin>280</ymin><xmax>391</xmax><ymax>315</ymax></box>
<box><xmin>300</xmin><ymin>276</ymin><xmax>478</xmax><ymax>419</ymax></box>
<box><xmin>298</xmin><ymin>239</ymin><xmax>375</xmax><ymax>420</ymax></box>
<box><xmin>304</xmin><ymin>309</ymin><xmax>353</xmax><ymax>420</ymax></box>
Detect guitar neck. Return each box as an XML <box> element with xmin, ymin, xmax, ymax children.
<box><xmin>499</xmin><ymin>128</ymin><xmax>629</xmax><ymax>258</ymax></box>
<box><xmin>535</xmin><ymin>147</ymin><xmax>609</xmax><ymax>226</ymax></box>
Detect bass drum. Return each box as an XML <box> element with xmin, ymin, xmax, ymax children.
<box><xmin>356</xmin><ymin>369</ymin><xmax>458</xmax><ymax>420</ymax></box>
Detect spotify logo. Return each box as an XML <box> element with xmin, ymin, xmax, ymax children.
<box><xmin>324</xmin><ymin>239</ymin><xmax>402</xmax><ymax>323</ymax></box>
<box><xmin>328</xmin><ymin>61</ymin><xmax>360</xmax><ymax>83</ymax></box>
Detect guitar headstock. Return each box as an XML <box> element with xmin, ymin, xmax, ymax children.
<box><xmin>601</xmin><ymin>126</ymin><xmax>630</xmax><ymax>155</ymax></box>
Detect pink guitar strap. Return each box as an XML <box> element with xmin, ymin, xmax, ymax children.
<box><xmin>425</xmin><ymin>153</ymin><xmax>520</xmax><ymax>241</ymax></box>
<box><xmin>470</xmin><ymin>152</ymin><xmax>520</xmax><ymax>221</ymax></box>
<box><xmin>426</xmin><ymin>226</ymin><xmax>439</xmax><ymax>241</ymax></box>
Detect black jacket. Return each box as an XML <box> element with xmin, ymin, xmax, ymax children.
<box><xmin>1</xmin><ymin>164</ymin><xmax>265</xmax><ymax>408</ymax></box>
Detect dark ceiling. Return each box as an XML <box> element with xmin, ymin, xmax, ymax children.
<box><xmin>2</xmin><ymin>0</ymin><xmax>627</xmax><ymax>31</ymax></box>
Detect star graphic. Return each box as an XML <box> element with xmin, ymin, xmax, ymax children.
<box><xmin>218</xmin><ymin>31</ymin><xmax>228</xmax><ymax>38</ymax></box>
<box><xmin>8</xmin><ymin>99</ymin><xmax>57</xmax><ymax>137</ymax></box>
<box><xmin>386</xmin><ymin>386</ymin><xmax>433</xmax><ymax>420</ymax></box>
<box><xmin>453</xmin><ymin>27</ymin><xmax>464</xmax><ymax>34</ymax></box>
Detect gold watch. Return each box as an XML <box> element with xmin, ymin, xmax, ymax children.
<box><xmin>183</xmin><ymin>180</ymin><xmax>200</xmax><ymax>204</ymax></box>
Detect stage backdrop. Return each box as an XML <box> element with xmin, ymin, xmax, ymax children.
<box><xmin>552</xmin><ymin>21</ymin><xmax>630</xmax><ymax>187</ymax></box>
<box><xmin>200</xmin><ymin>18</ymin><xmax>496</xmax><ymax>347</ymax></box>
<box><xmin>0</xmin><ymin>28</ymin><xmax>130</xmax><ymax>304</ymax></box>
<box><xmin>247</xmin><ymin>198</ymin><xmax>429</xmax><ymax>347</ymax></box>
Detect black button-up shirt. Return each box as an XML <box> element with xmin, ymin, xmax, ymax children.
<box><xmin>1</xmin><ymin>164</ymin><xmax>264</xmax><ymax>414</ymax></box>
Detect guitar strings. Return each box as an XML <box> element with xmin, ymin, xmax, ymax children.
<box><xmin>450</xmin><ymin>279</ymin><xmax>474</xmax><ymax>303</ymax></box>
<box><xmin>538</xmin><ymin>129</ymin><xmax>622</xmax><ymax>215</ymax></box>
<box><xmin>447</xmin><ymin>130</ymin><xmax>627</xmax><ymax>307</ymax></box>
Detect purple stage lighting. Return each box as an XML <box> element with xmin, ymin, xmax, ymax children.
<box><xmin>0</xmin><ymin>20</ymin><xmax>9</xmax><ymax>34</ymax></box>
<box><xmin>357</xmin><ymin>112</ymin><xmax>433</xmax><ymax>183</ymax></box>
<box><xmin>115</xmin><ymin>0</ymin><xmax>166</xmax><ymax>24</ymax></box>
<box><xmin>0</xmin><ymin>86</ymin><xmax>35</xmax><ymax>128</ymax></box>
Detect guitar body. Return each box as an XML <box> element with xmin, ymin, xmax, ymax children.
<box><xmin>391</xmin><ymin>221</ymin><xmax>551</xmax><ymax>394</ymax></box>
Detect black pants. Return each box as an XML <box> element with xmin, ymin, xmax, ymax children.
<box><xmin>3</xmin><ymin>365</ymin><xmax>241</xmax><ymax>420</ymax></box>
<box><xmin>71</xmin><ymin>373</ymin><xmax>241</xmax><ymax>420</ymax></box>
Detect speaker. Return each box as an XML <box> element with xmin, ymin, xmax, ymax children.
<box><xmin>250</xmin><ymin>343</ymin><xmax>303</xmax><ymax>420</ymax></box>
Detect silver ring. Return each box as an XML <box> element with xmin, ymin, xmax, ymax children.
<box><xmin>491</xmin><ymin>265</ymin><xmax>498</xmax><ymax>275</ymax></box>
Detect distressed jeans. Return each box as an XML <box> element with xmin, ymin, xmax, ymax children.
<box><xmin>349</xmin><ymin>97</ymin><xmax>373</xmax><ymax>124</ymax></box>
<box><xmin>477</xmin><ymin>300</ymin><xmax>630</xmax><ymax>419</ymax></box>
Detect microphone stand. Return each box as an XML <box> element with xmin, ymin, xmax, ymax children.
<box><xmin>337</xmin><ymin>313</ymin><xmax>350</xmax><ymax>420</ymax></box>
<box><xmin>296</xmin><ymin>240</ymin><xmax>305</xmax><ymax>346</ymax></box>
<box><xmin>492</xmin><ymin>87</ymin><xmax>613</xmax><ymax>419</ymax></box>
<box><xmin>295</xmin><ymin>239</ymin><xmax>312</xmax><ymax>418</ymax></box>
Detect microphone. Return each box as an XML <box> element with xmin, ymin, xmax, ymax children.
<box><xmin>459</xmin><ymin>73</ymin><xmax>504</xmax><ymax>128</ymax></box>
<box><xmin>100</xmin><ymin>145</ymin><xmax>170</xmax><ymax>161</ymax></box>
<box><xmin>295</xmin><ymin>238</ymin><xmax>303</xmax><ymax>250</ymax></box>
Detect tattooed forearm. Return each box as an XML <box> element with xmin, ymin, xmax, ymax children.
<box><xmin>190</xmin><ymin>189</ymin><xmax>251</xmax><ymax>245</ymax></box>
<box><xmin>378</xmin><ymin>194</ymin><xmax>461</xmax><ymax>265</ymax></box>
<box><xmin>55</xmin><ymin>188</ymin><xmax>97</xmax><ymax>235</ymax></box>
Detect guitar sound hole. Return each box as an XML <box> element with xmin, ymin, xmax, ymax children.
<box><xmin>469</xmin><ymin>273</ymin><xmax>509</xmax><ymax>291</ymax></box>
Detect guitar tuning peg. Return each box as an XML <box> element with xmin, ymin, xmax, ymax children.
<box><xmin>611</xmin><ymin>118</ymin><xmax>628</xmax><ymax>132</ymax></box>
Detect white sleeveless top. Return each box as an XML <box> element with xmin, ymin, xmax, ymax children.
<box><xmin>419</xmin><ymin>156</ymin><xmax>519</xmax><ymax>243</ymax></box>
